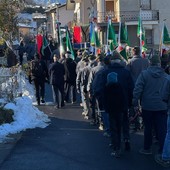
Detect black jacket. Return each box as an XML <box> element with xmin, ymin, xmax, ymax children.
<box><xmin>64</xmin><ymin>58</ymin><xmax>77</xmax><ymax>85</ymax></box>
<box><xmin>104</xmin><ymin>83</ymin><xmax>125</xmax><ymax>114</ymax></box>
<box><xmin>30</xmin><ymin>59</ymin><xmax>49</xmax><ymax>81</ymax></box>
<box><xmin>49</xmin><ymin>61</ymin><xmax>65</xmax><ymax>86</ymax></box>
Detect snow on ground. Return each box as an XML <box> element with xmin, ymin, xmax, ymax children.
<box><xmin>0</xmin><ymin>74</ymin><xmax>51</xmax><ymax>142</ymax></box>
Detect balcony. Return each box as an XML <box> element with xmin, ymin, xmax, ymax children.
<box><xmin>97</xmin><ymin>10</ymin><xmax>159</xmax><ymax>23</ymax></box>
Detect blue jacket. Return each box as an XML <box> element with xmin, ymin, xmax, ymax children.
<box><xmin>133</xmin><ymin>66</ymin><xmax>168</xmax><ymax>111</ymax></box>
<box><xmin>93</xmin><ymin>63</ymin><xmax>134</xmax><ymax>110</ymax></box>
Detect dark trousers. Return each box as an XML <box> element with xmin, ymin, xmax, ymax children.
<box><xmin>52</xmin><ymin>85</ymin><xmax>65</xmax><ymax>107</ymax></box>
<box><xmin>122</xmin><ymin>110</ymin><xmax>130</xmax><ymax>140</ymax></box>
<box><xmin>90</xmin><ymin>95</ymin><xmax>96</xmax><ymax>121</ymax></box>
<box><xmin>142</xmin><ymin>109</ymin><xmax>167</xmax><ymax>153</ymax></box>
<box><xmin>109</xmin><ymin>112</ymin><xmax>123</xmax><ymax>150</ymax></box>
<box><xmin>33</xmin><ymin>79</ymin><xmax>45</xmax><ymax>102</ymax></box>
<box><xmin>64</xmin><ymin>83</ymin><xmax>76</xmax><ymax>103</ymax></box>
<box><xmin>19</xmin><ymin>54</ymin><xmax>23</xmax><ymax>65</ymax></box>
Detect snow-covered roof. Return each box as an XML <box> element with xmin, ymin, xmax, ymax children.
<box><xmin>17</xmin><ymin>13</ymin><xmax>33</xmax><ymax>20</ymax></box>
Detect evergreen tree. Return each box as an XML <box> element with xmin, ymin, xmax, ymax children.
<box><xmin>0</xmin><ymin>0</ymin><xmax>24</xmax><ymax>40</ymax></box>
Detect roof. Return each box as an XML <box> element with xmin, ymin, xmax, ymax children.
<box><xmin>45</xmin><ymin>3</ymin><xmax>66</xmax><ymax>12</ymax></box>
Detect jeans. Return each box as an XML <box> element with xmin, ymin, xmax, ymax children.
<box><xmin>162</xmin><ymin>114</ymin><xmax>170</xmax><ymax>160</ymax></box>
<box><xmin>142</xmin><ymin>109</ymin><xmax>167</xmax><ymax>152</ymax></box>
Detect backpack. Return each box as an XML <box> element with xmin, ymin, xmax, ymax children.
<box><xmin>30</xmin><ymin>60</ymin><xmax>44</xmax><ymax>77</ymax></box>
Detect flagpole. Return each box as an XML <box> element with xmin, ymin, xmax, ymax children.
<box><xmin>159</xmin><ymin>19</ymin><xmax>166</xmax><ymax>57</ymax></box>
<box><xmin>118</xmin><ymin>16</ymin><xmax>121</xmax><ymax>49</ymax></box>
<box><xmin>139</xmin><ymin>7</ymin><xmax>142</xmax><ymax>56</ymax></box>
<box><xmin>80</xmin><ymin>26</ymin><xmax>82</xmax><ymax>49</ymax></box>
<box><xmin>107</xmin><ymin>16</ymin><xmax>110</xmax><ymax>52</ymax></box>
<box><xmin>94</xmin><ymin>22</ymin><xmax>97</xmax><ymax>56</ymax></box>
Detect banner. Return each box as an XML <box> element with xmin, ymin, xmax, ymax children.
<box><xmin>73</xmin><ymin>26</ymin><xmax>82</xmax><ymax>43</ymax></box>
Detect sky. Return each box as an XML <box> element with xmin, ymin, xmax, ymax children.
<box><xmin>0</xmin><ymin>75</ymin><xmax>51</xmax><ymax>143</ymax></box>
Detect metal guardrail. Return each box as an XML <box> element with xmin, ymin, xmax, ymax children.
<box><xmin>0</xmin><ymin>67</ymin><xmax>23</xmax><ymax>103</ymax></box>
<box><xmin>97</xmin><ymin>10</ymin><xmax>159</xmax><ymax>23</ymax></box>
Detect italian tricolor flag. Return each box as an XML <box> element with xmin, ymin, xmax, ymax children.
<box><xmin>137</xmin><ymin>14</ymin><xmax>147</xmax><ymax>53</ymax></box>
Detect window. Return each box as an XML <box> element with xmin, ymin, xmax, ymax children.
<box><xmin>140</xmin><ymin>0</ymin><xmax>151</xmax><ymax>10</ymax></box>
<box><xmin>145</xmin><ymin>29</ymin><xmax>152</xmax><ymax>44</ymax></box>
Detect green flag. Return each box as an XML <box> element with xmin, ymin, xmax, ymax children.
<box><xmin>66</xmin><ymin>29</ymin><xmax>74</xmax><ymax>60</ymax></box>
<box><xmin>120</xmin><ymin>47</ymin><xmax>128</xmax><ymax>61</ymax></box>
<box><xmin>108</xmin><ymin>19</ymin><xmax>117</xmax><ymax>47</ymax></box>
<box><xmin>120</xmin><ymin>24</ymin><xmax>128</xmax><ymax>44</ymax></box>
<box><xmin>137</xmin><ymin>16</ymin><xmax>147</xmax><ymax>52</ymax></box>
<box><xmin>137</xmin><ymin>16</ymin><xmax>146</xmax><ymax>46</ymax></box>
<box><xmin>90</xmin><ymin>29</ymin><xmax>100</xmax><ymax>47</ymax></box>
<box><xmin>41</xmin><ymin>36</ymin><xmax>48</xmax><ymax>56</ymax></box>
<box><xmin>109</xmin><ymin>41</ymin><xmax>114</xmax><ymax>51</ymax></box>
<box><xmin>163</xmin><ymin>24</ymin><xmax>170</xmax><ymax>44</ymax></box>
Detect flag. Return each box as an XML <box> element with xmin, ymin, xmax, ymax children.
<box><xmin>120</xmin><ymin>47</ymin><xmax>128</xmax><ymax>61</ymax></box>
<box><xmin>36</xmin><ymin>34</ymin><xmax>43</xmax><ymax>58</ymax></box>
<box><xmin>163</xmin><ymin>24</ymin><xmax>170</xmax><ymax>44</ymax></box>
<box><xmin>73</xmin><ymin>26</ymin><xmax>82</xmax><ymax>43</ymax></box>
<box><xmin>90</xmin><ymin>27</ymin><xmax>100</xmax><ymax>48</ymax></box>
<box><xmin>66</xmin><ymin>29</ymin><xmax>75</xmax><ymax>60</ymax></box>
<box><xmin>41</xmin><ymin>36</ymin><xmax>48</xmax><ymax>56</ymax></box>
<box><xmin>120</xmin><ymin>24</ymin><xmax>128</xmax><ymax>44</ymax></box>
<box><xmin>107</xmin><ymin>18</ymin><xmax>117</xmax><ymax>50</ymax></box>
<box><xmin>137</xmin><ymin>16</ymin><xmax>146</xmax><ymax>46</ymax></box>
<box><xmin>137</xmin><ymin>14</ymin><xmax>147</xmax><ymax>54</ymax></box>
<box><xmin>159</xmin><ymin>22</ymin><xmax>170</xmax><ymax>56</ymax></box>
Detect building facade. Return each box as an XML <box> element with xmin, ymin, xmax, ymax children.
<box><xmin>70</xmin><ymin>0</ymin><xmax>170</xmax><ymax>49</ymax></box>
<box><xmin>45</xmin><ymin>3</ymin><xmax>74</xmax><ymax>39</ymax></box>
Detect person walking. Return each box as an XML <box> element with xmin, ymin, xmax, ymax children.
<box><xmin>17</xmin><ymin>41</ymin><xmax>25</xmax><ymax>65</ymax></box>
<box><xmin>64</xmin><ymin>51</ymin><xmax>77</xmax><ymax>104</ymax></box>
<box><xmin>126</xmin><ymin>46</ymin><xmax>150</xmax><ymax>131</ymax></box>
<box><xmin>155</xmin><ymin>75</ymin><xmax>170</xmax><ymax>168</ymax></box>
<box><xmin>93</xmin><ymin>52</ymin><xmax>134</xmax><ymax>150</ymax></box>
<box><xmin>133</xmin><ymin>55</ymin><xmax>168</xmax><ymax>155</ymax></box>
<box><xmin>49</xmin><ymin>50</ymin><xmax>65</xmax><ymax>109</ymax></box>
<box><xmin>87</xmin><ymin>53</ymin><xmax>105</xmax><ymax>125</ymax></box>
<box><xmin>76</xmin><ymin>55</ymin><xmax>91</xmax><ymax>119</ymax></box>
<box><xmin>104</xmin><ymin>72</ymin><xmax>126</xmax><ymax>158</ymax></box>
<box><xmin>126</xmin><ymin>46</ymin><xmax>149</xmax><ymax>83</ymax></box>
<box><xmin>29</xmin><ymin>53</ymin><xmax>49</xmax><ymax>105</ymax></box>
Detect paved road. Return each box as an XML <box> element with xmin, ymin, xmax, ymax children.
<box><xmin>0</xmin><ymin>85</ymin><xmax>167</xmax><ymax>170</ymax></box>
<box><xmin>0</xmin><ymin>102</ymin><xmax>166</xmax><ymax>170</ymax></box>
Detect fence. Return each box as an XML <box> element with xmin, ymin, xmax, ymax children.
<box><xmin>0</xmin><ymin>66</ymin><xmax>24</xmax><ymax>103</ymax></box>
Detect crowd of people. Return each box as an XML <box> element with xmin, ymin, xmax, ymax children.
<box><xmin>16</xmin><ymin>35</ymin><xmax>170</xmax><ymax>167</ymax></box>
